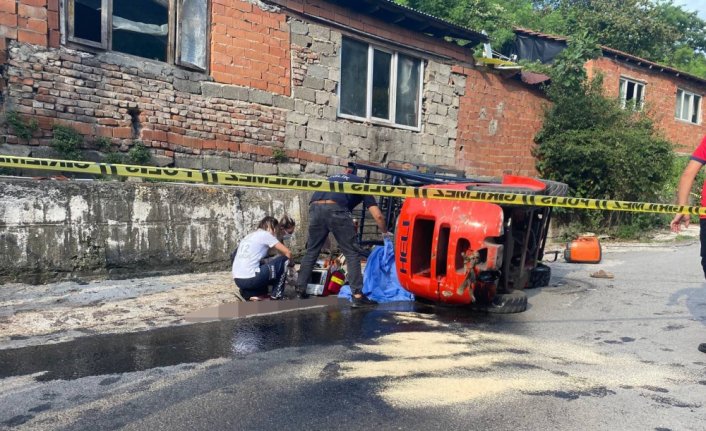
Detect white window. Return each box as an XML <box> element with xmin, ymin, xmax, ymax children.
<box><xmin>339</xmin><ymin>37</ymin><xmax>424</xmax><ymax>130</ymax></box>
<box><xmin>675</xmin><ymin>88</ymin><xmax>702</xmax><ymax>124</ymax></box>
<box><xmin>619</xmin><ymin>77</ymin><xmax>645</xmax><ymax>110</ymax></box>
<box><xmin>66</xmin><ymin>0</ymin><xmax>208</xmax><ymax>71</ymax></box>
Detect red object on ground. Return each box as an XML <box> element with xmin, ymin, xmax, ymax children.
<box><xmin>325</xmin><ymin>270</ymin><xmax>345</xmax><ymax>295</ymax></box>
<box><xmin>564</xmin><ymin>235</ymin><xmax>602</xmax><ymax>263</ymax></box>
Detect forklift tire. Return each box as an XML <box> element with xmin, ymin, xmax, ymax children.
<box><xmin>539</xmin><ymin>180</ymin><xmax>568</xmax><ymax>197</ymax></box>
<box><xmin>527</xmin><ymin>263</ymin><xmax>551</xmax><ymax>289</ymax></box>
<box><xmin>470</xmin><ymin>290</ymin><xmax>528</xmax><ymax>314</ymax></box>
<box><xmin>465</xmin><ymin>184</ymin><xmax>541</xmax><ymax>196</ymax></box>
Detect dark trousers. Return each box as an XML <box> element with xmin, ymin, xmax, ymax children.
<box><xmin>297</xmin><ymin>203</ymin><xmax>365</xmax><ymax>294</ymax></box>
<box><xmin>699</xmin><ymin>218</ymin><xmax>706</xmax><ymax>278</ymax></box>
<box><xmin>235</xmin><ymin>255</ymin><xmax>289</xmax><ymax>299</ymax></box>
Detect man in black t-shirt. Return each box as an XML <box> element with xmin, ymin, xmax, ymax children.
<box><xmin>296</xmin><ymin>171</ymin><xmax>389</xmax><ymax>305</ymax></box>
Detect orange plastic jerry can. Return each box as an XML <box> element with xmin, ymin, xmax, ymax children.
<box><xmin>564</xmin><ymin>235</ymin><xmax>602</xmax><ymax>264</ymax></box>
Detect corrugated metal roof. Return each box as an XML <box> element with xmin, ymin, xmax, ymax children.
<box><xmin>323</xmin><ymin>0</ymin><xmax>488</xmax><ymax>46</ymax></box>
<box><xmin>514</xmin><ymin>27</ymin><xmax>706</xmax><ymax>87</ymax></box>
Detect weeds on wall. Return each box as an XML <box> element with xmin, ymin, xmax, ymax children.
<box><xmin>6</xmin><ymin>110</ymin><xmax>38</xmax><ymax>142</ymax></box>
<box><xmin>52</xmin><ymin>125</ymin><xmax>84</xmax><ymax>160</ymax></box>
<box><xmin>272</xmin><ymin>148</ymin><xmax>288</xmax><ymax>163</ymax></box>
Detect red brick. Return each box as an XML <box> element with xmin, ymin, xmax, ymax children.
<box><xmin>20</xmin><ymin>0</ymin><xmax>46</xmax><ymax>7</ymax></box>
<box><xmin>17</xmin><ymin>28</ymin><xmax>45</xmax><ymax>45</ymax></box>
<box><xmin>0</xmin><ymin>0</ymin><xmax>15</xmax><ymax>13</ymax></box>
<box><xmin>17</xmin><ymin>4</ymin><xmax>45</xmax><ymax>19</ymax></box>
<box><xmin>0</xmin><ymin>11</ymin><xmax>16</xmax><ymax>26</ymax></box>
<box><xmin>0</xmin><ymin>25</ymin><xmax>17</xmax><ymax>39</ymax></box>
<box><xmin>112</xmin><ymin>127</ymin><xmax>133</xmax><ymax>139</ymax></box>
<box><xmin>23</xmin><ymin>18</ymin><xmax>46</xmax><ymax>33</ymax></box>
<box><xmin>46</xmin><ymin>9</ymin><xmax>57</xmax><ymax>29</ymax></box>
<box><xmin>48</xmin><ymin>28</ymin><xmax>58</xmax><ymax>47</ymax></box>
<box><xmin>46</xmin><ymin>0</ymin><xmax>57</xmax><ymax>11</ymax></box>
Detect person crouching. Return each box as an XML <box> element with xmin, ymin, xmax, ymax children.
<box><xmin>232</xmin><ymin>216</ymin><xmax>293</xmax><ymax>300</ymax></box>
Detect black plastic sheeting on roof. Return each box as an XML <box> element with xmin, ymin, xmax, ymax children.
<box><xmin>510</xmin><ymin>34</ymin><xmax>567</xmax><ymax>64</ymax></box>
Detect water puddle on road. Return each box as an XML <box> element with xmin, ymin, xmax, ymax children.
<box><xmin>0</xmin><ymin>302</ymin><xmax>493</xmax><ymax>381</ymax></box>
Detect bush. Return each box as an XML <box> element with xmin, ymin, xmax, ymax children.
<box><xmin>6</xmin><ymin>111</ymin><xmax>38</xmax><ymax>142</ymax></box>
<box><xmin>534</xmin><ymin>34</ymin><xmax>675</xmax><ymax>237</ymax></box>
<box><xmin>127</xmin><ymin>141</ymin><xmax>152</xmax><ymax>165</ymax></box>
<box><xmin>52</xmin><ymin>125</ymin><xmax>84</xmax><ymax>160</ymax></box>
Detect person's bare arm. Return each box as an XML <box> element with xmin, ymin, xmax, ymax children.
<box><xmin>272</xmin><ymin>242</ymin><xmax>292</xmax><ymax>259</ymax></box>
<box><xmin>367</xmin><ymin>205</ymin><xmax>388</xmax><ymax>234</ymax></box>
<box><xmin>671</xmin><ymin>160</ymin><xmax>703</xmax><ymax>232</ymax></box>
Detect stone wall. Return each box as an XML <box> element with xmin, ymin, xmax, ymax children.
<box><xmin>0</xmin><ymin>0</ymin><xmax>475</xmax><ymax>176</ymax></box>
<box><xmin>0</xmin><ymin>177</ymin><xmax>308</xmax><ymax>284</ymax></box>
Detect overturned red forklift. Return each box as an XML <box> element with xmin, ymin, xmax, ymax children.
<box><xmin>349</xmin><ymin>162</ymin><xmax>567</xmax><ymax>313</ymax></box>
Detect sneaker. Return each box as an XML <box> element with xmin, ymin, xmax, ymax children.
<box><xmin>295</xmin><ymin>289</ymin><xmax>310</xmax><ymax>300</ymax></box>
<box><xmin>699</xmin><ymin>343</ymin><xmax>706</xmax><ymax>353</ymax></box>
<box><xmin>352</xmin><ymin>294</ymin><xmax>377</xmax><ymax>307</ymax></box>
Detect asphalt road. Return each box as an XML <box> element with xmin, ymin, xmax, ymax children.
<box><xmin>0</xmin><ymin>241</ymin><xmax>705</xmax><ymax>430</ymax></box>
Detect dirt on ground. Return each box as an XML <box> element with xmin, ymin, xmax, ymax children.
<box><xmin>0</xmin><ymin>225</ymin><xmax>698</xmax><ymax>350</ymax></box>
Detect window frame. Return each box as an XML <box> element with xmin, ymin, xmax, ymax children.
<box><xmin>338</xmin><ymin>37</ymin><xmax>424</xmax><ymax>132</ymax></box>
<box><xmin>675</xmin><ymin>88</ymin><xmax>702</xmax><ymax>125</ymax></box>
<box><xmin>619</xmin><ymin>77</ymin><xmax>646</xmax><ymax>111</ymax></box>
<box><xmin>64</xmin><ymin>0</ymin><xmax>208</xmax><ymax>72</ymax></box>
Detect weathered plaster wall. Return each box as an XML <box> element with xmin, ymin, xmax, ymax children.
<box><xmin>0</xmin><ymin>178</ymin><xmax>308</xmax><ymax>284</ymax></box>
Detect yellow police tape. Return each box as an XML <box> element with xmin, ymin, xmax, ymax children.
<box><xmin>0</xmin><ymin>155</ymin><xmax>702</xmax><ymax>216</ymax></box>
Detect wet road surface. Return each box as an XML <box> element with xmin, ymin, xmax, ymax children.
<box><xmin>1</xmin><ymin>242</ymin><xmax>705</xmax><ymax>430</ymax></box>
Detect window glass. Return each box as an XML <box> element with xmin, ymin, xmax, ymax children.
<box><xmin>340</xmin><ymin>38</ymin><xmax>368</xmax><ymax>117</ymax></box>
<box><xmin>178</xmin><ymin>0</ymin><xmax>208</xmax><ymax>70</ymax></box>
<box><xmin>692</xmin><ymin>95</ymin><xmax>701</xmax><ymax>124</ymax></box>
<box><xmin>72</xmin><ymin>0</ymin><xmax>102</xmax><ymax>43</ymax></box>
<box><xmin>372</xmin><ymin>50</ymin><xmax>392</xmax><ymax>120</ymax></box>
<box><xmin>395</xmin><ymin>54</ymin><xmax>420</xmax><ymax>127</ymax></box>
<box><xmin>112</xmin><ymin>0</ymin><xmax>169</xmax><ymax>62</ymax></box>
<box><xmin>676</xmin><ymin>89</ymin><xmax>684</xmax><ymax>118</ymax></box>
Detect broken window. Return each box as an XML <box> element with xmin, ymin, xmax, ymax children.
<box><xmin>618</xmin><ymin>77</ymin><xmax>646</xmax><ymax>111</ymax></box>
<box><xmin>675</xmin><ymin>88</ymin><xmax>702</xmax><ymax>125</ymax></box>
<box><xmin>339</xmin><ymin>37</ymin><xmax>424</xmax><ymax>130</ymax></box>
<box><xmin>65</xmin><ymin>0</ymin><xmax>208</xmax><ymax>71</ymax></box>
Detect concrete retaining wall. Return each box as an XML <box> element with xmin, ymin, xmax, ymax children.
<box><xmin>0</xmin><ymin>177</ymin><xmax>308</xmax><ymax>284</ymax></box>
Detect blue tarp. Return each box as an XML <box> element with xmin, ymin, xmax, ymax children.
<box><xmin>362</xmin><ymin>238</ymin><xmax>414</xmax><ymax>303</ymax></box>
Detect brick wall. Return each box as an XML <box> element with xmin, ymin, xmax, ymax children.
<box><xmin>587</xmin><ymin>57</ymin><xmax>706</xmax><ymax>153</ymax></box>
<box><xmin>455</xmin><ymin>67</ymin><xmax>548</xmax><ymax>177</ymax></box>
<box><xmin>211</xmin><ymin>0</ymin><xmax>290</xmax><ymax>95</ymax></box>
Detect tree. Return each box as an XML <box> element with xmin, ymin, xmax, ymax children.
<box><xmin>533</xmin><ymin>34</ymin><xmax>675</xmax><ymax>234</ymax></box>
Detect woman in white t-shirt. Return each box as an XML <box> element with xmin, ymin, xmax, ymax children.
<box><xmin>232</xmin><ymin>216</ymin><xmax>294</xmax><ymax>300</ymax></box>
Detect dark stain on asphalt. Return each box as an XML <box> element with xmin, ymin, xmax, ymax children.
<box><xmin>647</xmin><ymin>395</ymin><xmax>701</xmax><ymax>408</ymax></box>
<box><xmin>620</xmin><ymin>337</ymin><xmax>635</xmax><ymax>342</ymax></box>
<box><xmin>525</xmin><ymin>386</ymin><xmax>616</xmax><ymax>400</ymax></box>
<box><xmin>27</xmin><ymin>403</ymin><xmax>52</xmax><ymax>413</ymax></box>
<box><xmin>662</xmin><ymin>324</ymin><xmax>686</xmax><ymax>331</ymax></box>
<box><xmin>654</xmin><ymin>428</ymin><xmax>673</xmax><ymax>431</ymax></box>
<box><xmin>319</xmin><ymin>362</ymin><xmax>341</xmax><ymax>379</ymax></box>
<box><xmin>641</xmin><ymin>386</ymin><xmax>669</xmax><ymax>393</ymax></box>
<box><xmin>2</xmin><ymin>415</ymin><xmax>34</xmax><ymax>427</ymax></box>
<box><xmin>0</xmin><ymin>302</ymin><xmax>499</xmax><ymax>381</ymax></box>
<box><xmin>98</xmin><ymin>376</ymin><xmax>122</xmax><ymax>386</ymax></box>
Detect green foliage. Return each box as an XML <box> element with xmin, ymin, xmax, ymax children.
<box><xmin>52</xmin><ymin>125</ymin><xmax>84</xmax><ymax>160</ymax></box>
<box><xmin>272</xmin><ymin>147</ymin><xmax>288</xmax><ymax>163</ymax></box>
<box><xmin>103</xmin><ymin>151</ymin><xmax>125</xmax><ymax>165</ymax></box>
<box><xmin>126</xmin><ymin>141</ymin><xmax>152</xmax><ymax>165</ymax></box>
<box><xmin>94</xmin><ymin>136</ymin><xmax>112</xmax><ymax>151</ymax></box>
<box><xmin>6</xmin><ymin>111</ymin><xmax>38</xmax><ymax>142</ymax></box>
<box><xmin>534</xmin><ymin>35</ymin><xmax>675</xmax><ymax>236</ymax></box>
<box><xmin>394</xmin><ymin>0</ymin><xmax>706</xmax><ymax>79</ymax></box>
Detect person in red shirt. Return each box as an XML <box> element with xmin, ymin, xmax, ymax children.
<box><xmin>670</xmin><ymin>134</ymin><xmax>706</xmax><ymax>354</ymax></box>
